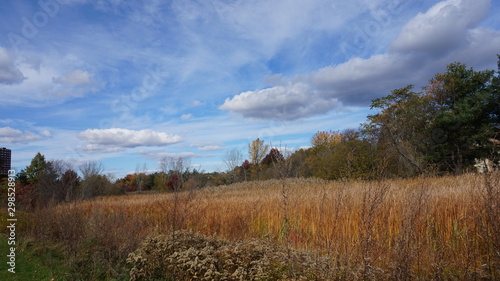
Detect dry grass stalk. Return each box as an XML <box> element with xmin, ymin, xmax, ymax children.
<box><xmin>27</xmin><ymin>172</ymin><xmax>500</xmax><ymax>279</ymax></box>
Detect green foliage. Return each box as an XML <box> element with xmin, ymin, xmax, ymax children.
<box><xmin>365</xmin><ymin>85</ymin><xmax>436</xmax><ymax>176</ymax></box>
<box><xmin>304</xmin><ymin>129</ymin><xmax>376</xmax><ymax>180</ymax></box>
<box><xmin>24</xmin><ymin>152</ymin><xmax>47</xmax><ymax>184</ymax></box>
<box><xmin>364</xmin><ymin>58</ymin><xmax>500</xmax><ymax>176</ymax></box>
<box><xmin>426</xmin><ymin>62</ymin><xmax>499</xmax><ymax>172</ymax></box>
<box><xmin>0</xmin><ymin>234</ymin><xmax>69</xmax><ymax>281</ymax></box>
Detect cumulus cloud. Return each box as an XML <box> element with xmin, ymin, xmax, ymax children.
<box><xmin>220</xmin><ymin>83</ymin><xmax>339</xmax><ymax>120</ymax></box>
<box><xmin>390</xmin><ymin>0</ymin><xmax>489</xmax><ymax>55</ymax></box>
<box><xmin>437</xmin><ymin>27</ymin><xmax>500</xmax><ymax>70</ymax></box>
<box><xmin>181</xmin><ymin>113</ymin><xmax>193</xmax><ymax>119</ymax></box>
<box><xmin>220</xmin><ymin>0</ymin><xmax>499</xmax><ymax>120</ymax></box>
<box><xmin>0</xmin><ymin>127</ymin><xmax>46</xmax><ymax>143</ymax></box>
<box><xmin>0</xmin><ymin>47</ymin><xmax>25</xmax><ymax>85</ymax></box>
<box><xmin>309</xmin><ymin>53</ymin><xmax>424</xmax><ymax>106</ymax></box>
<box><xmin>77</xmin><ymin>128</ymin><xmax>183</xmax><ymax>152</ymax></box>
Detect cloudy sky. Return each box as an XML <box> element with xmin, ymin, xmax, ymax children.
<box><xmin>1</xmin><ymin>0</ymin><xmax>499</xmax><ymax>177</ymax></box>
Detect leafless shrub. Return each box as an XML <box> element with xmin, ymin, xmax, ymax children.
<box><xmin>79</xmin><ymin>162</ymin><xmax>108</xmax><ymax>199</ymax></box>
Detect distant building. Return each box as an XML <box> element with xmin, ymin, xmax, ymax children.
<box><xmin>0</xmin><ymin>147</ymin><xmax>12</xmax><ymax>176</ymax></box>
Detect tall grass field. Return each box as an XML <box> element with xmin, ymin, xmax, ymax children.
<box><xmin>23</xmin><ymin>172</ymin><xmax>500</xmax><ymax>280</ymax></box>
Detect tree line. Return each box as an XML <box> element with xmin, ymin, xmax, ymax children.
<box><xmin>225</xmin><ymin>57</ymin><xmax>500</xmax><ymax>181</ymax></box>
<box><xmin>9</xmin><ymin>154</ymin><xmax>212</xmax><ymax>209</ymax></box>
<box><xmin>3</xmin><ymin>57</ymin><xmax>498</xmax><ymax>208</ymax></box>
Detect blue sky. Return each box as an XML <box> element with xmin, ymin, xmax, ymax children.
<box><xmin>1</xmin><ymin>0</ymin><xmax>499</xmax><ymax>177</ymax></box>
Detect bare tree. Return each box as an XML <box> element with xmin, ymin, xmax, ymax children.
<box><xmin>160</xmin><ymin>156</ymin><xmax>190</xmax><ymax>191</ymax></box>
<box><xmin>80</xmin><ymin>161</ymin><xmax>104</xmax><ymax>179</ymax></box>
<box><xmin>79</xmin><ymin>161</ymin><xmax>107</xmax><ymax>199</ymax></box>
<box><xmin>223</xmin><ymin>148</ymin><xmax>242</xmax><ymax>183</ymax></box>
<box><xmin>135</xmin><ymin>162</ymin><xmax>148</xmax><ymax>191</ymax></box>
<box><xmin>50</xmin><ymin>160</ymin><xmax>74</xmax><ymax>202</ymax></box>
<box><xmin>223</xmin><ymin>148</ymin><xmax>242</xmax><ymax>171</ymax></box>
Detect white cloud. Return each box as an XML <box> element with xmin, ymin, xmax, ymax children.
<box><xmin>0</xmin><ymin>47</ymin><xmax>24</xmax><ymax>85</ymax></box>
<box><xmin>309</xmin><ymin>53</ymin><xmax>423</xmax><ymax>106</ymax></box>
<box><xmin>181</xmin><ymin>113</ymin><xmax>193</xmax><ymax>119</ymax></box>
<box><xmin>220</xmin><ymin>0</ymin><xmax>500</xmax><ymax>120</ymax></box>
<box><xmin>390</xmin><ymin>0</ymin><xmax>490</xmax><ymax>55</ymax></box>
<box><xmin>197</xmin><ymin>145</ymin><xmax>225</xmax><ymax>152</ymax></box>
<box><xmin>77</xmin><ymin>128</ymin><xmax>183</xmax><ymax>152</ymax></box>
<box><xmin>79</xmin><ymin>144</ymin><xmax>126</xmax><ymax>153</ymax></box>
<box><xmin>139</xmin><ymin>150</ymin><xmax>209</xmax><ymax>160</ymax></box>
<box><xmin>166</xmin><ymin>0</ymin><xmax>358</xmax><ymax>83</ymax></box>
<box><xmin>190</xmin><ymin>141</ymin><xmax>223</xmax><ymax>147</ymax></box>
<box><xmin>1</xmin><ymin>59</ymin><xmax>104</xmax><ymax>107</ymax></box>
<box><xmin>440</xmin><ymin>27</ymin><xmax>500</xmax><ymax>69</ymax></box>
<box><xmin>40</xmin><ymin>130</ymin><xmax>52</xmax><ymax>137</ymax></box>
<box><xmin>191</xmin><ymin>100</ymin><xmax>204</xmax><ymax>106</ymax></box>
<box><xmin>157</xmin><ymin>152</ymin><xmax>211</xmax><ymax>159</ymax></box>
<box><xmin>220</xmin><ymin>83</ymin><xmax>339</xmax><ymax>120</ymax></box>
<box><xmin>189</xmin><ymin>141</ymin><xmax>225</xmax><ymax>151</ymax></box>
<box><xmin>54</xmin><ymin>69</ymin><xmax>94</xmax><ymax>86</ymax></box>
<box><xmin>0</xmin><ymin>127</ymin><xmax>46</xmax><ymax>143</ymax></box>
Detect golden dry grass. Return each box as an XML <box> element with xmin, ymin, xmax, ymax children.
<box><xmin>31</xmin><ymin>172</ymin><xmax>500</xmax><ymax>279</ymax></box>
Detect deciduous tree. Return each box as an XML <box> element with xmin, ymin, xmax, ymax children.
<box><xmin>365</xmin><ymin>85</ymin><xmax>435</xmax><ymax>176</ymax></box>
<box><xmin>248</xmin><ymin>138</ymin><xmax>269</xmax><ymax>165</ymax></box>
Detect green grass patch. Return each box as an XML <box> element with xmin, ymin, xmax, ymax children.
<box><xmin>0</xmin><ymin>234</ymin><xmax>69</xmax><ymax>281</ymax></box>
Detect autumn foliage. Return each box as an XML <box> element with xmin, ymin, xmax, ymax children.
<box><xmin>20</xmin><ymin>172</ymin><xmax>500</xmax><ymax>280</ymax></box>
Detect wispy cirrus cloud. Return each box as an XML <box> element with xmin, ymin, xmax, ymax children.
<box><xmin>138</xmin><ymin>150</ymin><xmax>210</xmax><ymax>161</ymax></box>
<box><xmin>180</xmin><ymin>113</ymin><xmax>193</xmax><ymax>120</ymax></box>
<box><xmin>190</xmin><ymin>141</ymin><xmax>226</xmax><ymax>152</ymax></box>
<box><xmin>53</xmin><ymin>69</ymin><xmax>95</xmax><ymax>86</ymax></box>
<box><xmin>0</xmin><ymin>47</ymin><xmax>24</xmax><ymax>85</ymax></box>
<box><xmin>196</xmin><ymin>145</ymin><xmax>226</xmax><ymax>152</ymax></box>
<box><xmin>0</xmin><ymin>56</ymin><xmax>103</xmax><ymax>107</ymax></box>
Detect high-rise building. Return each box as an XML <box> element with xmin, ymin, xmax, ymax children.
<box><xmin>0</xmin><ymin>147</ymin><xmax>12</xmax><ymax>176</ymax></box>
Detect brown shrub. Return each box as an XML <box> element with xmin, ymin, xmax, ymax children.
<box><xmin>127</xmin><ymin>230</ymin><xmax>333</xmax><ymax>281</ymax></box>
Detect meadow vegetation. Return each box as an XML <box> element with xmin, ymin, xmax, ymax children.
<box><xmin>17</xmin><ymin>172</ymin><xmax>500</xmax><ymax>280</ymax></box>
<box><xmin>1</xmin><ymin>58</ymin><xmax>498</xmax><ymax>280</ymax></box>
